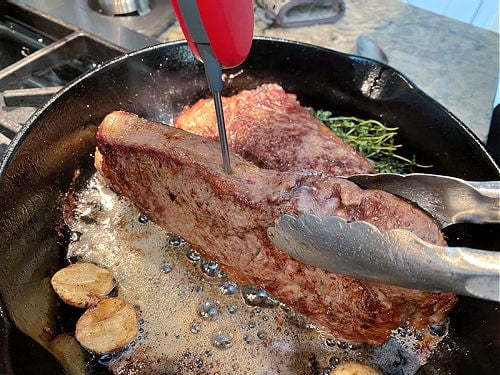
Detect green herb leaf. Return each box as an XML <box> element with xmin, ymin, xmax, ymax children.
<box><xmin>315</xmin><ymin>110</ymin><xmax>429</xmax><ymax>173</ymax></box>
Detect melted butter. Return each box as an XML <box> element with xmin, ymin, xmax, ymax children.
<box><xmin>63</xmin><ymin>173</ymin><xmax>448</xmax><ymax>374</ymax></box>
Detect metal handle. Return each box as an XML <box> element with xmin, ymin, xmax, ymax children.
<box><xmin>468</xmin><ymin>180</ymin><xmax>500</xmax><ymax>199</ymax></box>
<box><xmin>268</xmin><ymin>214</ymin><xmax>500</xmax><ymax>301</ymax></box>
<box><xmin>348</xmin><ymin>173</ymin><xmax>500</xmax><ymax>227</ymax></box>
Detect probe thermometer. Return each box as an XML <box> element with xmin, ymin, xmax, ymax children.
<box><xmin>171</xmin><ymin>0</ymin><xmax>254</xmax><ymax>174</ymax></box>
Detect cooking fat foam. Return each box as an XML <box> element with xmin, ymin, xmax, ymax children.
<box><xmin>62</xmin><ymin>173</ymin><xmax>448</xmax><ymax>374</ymax></box>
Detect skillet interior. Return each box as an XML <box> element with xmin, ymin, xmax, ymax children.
<box><xmin>0</xmin><ymin>38</ymin><xmax>498</xmax><ymax>374</ymax></box>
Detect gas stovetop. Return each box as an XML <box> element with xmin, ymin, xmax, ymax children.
<box><xmin>18</xmin><ymin>0</ymin><xmax>175</xmax><ymax>49</ymax></box>
<box><xmin>0</xmin><ymin>0</ymin><xmax>175</xmax><ymax>155</ymax></box>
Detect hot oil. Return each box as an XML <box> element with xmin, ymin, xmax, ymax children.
<box><xmin>63</xmin><ymin>173</ymin><xmax>449</xmax><ymax>374</ymax></box>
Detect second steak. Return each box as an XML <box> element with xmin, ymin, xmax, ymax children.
<box><xmin>174</xmin><ymin>84</ymin><xmax>376</xmax><ymax>176</ymax></box>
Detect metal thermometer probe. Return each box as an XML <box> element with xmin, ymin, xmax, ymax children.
<box><xmin>171</xmin><ymin>0</ymin><xmax>254</xmax><ymax>174</ymax></box>
<box><xmin>193</xmin><ymin>41</ymin><xmax>231</xmax><ymax>174</ymax></box>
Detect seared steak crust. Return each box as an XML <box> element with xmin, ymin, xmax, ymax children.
<box><xmin>174</xmin><ymin>84</ymin><xmax>375</xmax><ymax>176</ymax></box>
<box><xmin>95</xmin><ymin>111</ymin><xmax>456</xmax><ymax>345</ymax></box>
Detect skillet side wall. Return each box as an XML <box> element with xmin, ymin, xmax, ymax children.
<box><xmin>0</xmin><ymin>39</ymin><xmax>498</xmax><ymax>374</ymax></box>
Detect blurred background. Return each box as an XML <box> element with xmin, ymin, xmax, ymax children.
<box><xmin>400</xmin><ymin>0</ymin><xmax>499</xmax><ymax>105</ymax></box>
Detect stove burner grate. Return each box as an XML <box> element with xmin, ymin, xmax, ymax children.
<box><xmin>0</xmin><ymin>1</ymin><xmax>126</xmax><ymax>157</ymax></box>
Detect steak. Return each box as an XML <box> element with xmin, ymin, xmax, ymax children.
<box><xmin>174</xmin><ymin>83</ymin><xmax>375</xmax><ymax>176</ymax></box>
<box><xmin>95</xmin><ymin>111</ymin><xmax>456</xmax><ymax>345</ymax></box>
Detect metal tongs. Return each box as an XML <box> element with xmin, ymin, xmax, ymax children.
<box><xmin>268</xmin><ymin>174</ymin><xmax>500</xmax><ymax>302</ymax></box>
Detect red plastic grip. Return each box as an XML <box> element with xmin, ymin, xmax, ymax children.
<box><xmin>171</xmin><ymin>0</ymin><xmax>254</xmax><ymax>69</ymax></box>
<box><xmin>196</xmin><ymin>0</ymin><xmax>254</xmax><ymax>68</ymax></box>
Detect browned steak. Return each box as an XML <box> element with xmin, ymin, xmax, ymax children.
<box><xmin>95</xmin><ymin>111</ymin><xmax>456</xmax><ymax>345</ymax></box>
<box><xmin>174</xmin><ymin>83</ymin><xmax>375</xmax><ymax>176</ymax></box>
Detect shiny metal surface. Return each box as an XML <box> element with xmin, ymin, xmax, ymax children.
<box><xmin>0</xmin><ymin>31</ymin><xmax>123</xmax><ymax>91</ymax></box>
<box><xmin>97</xmin><ymin>0</ymin><xmax>151</xmax><ymax>16</ymax></box>
<box><xmin>348</xmin><ymin>173</ymin><xmax>500</xmax><ymax>227</ymax></box>
<box><xmin>214</xmin><ymin>91</ymin><xmax>231</xmax><ymax>174</ymax></box>
<box><xmin>3</xmin><ymin>86</ymin><xmax>62</xmax><ymax>107</ymax></box>
<box><xmin>15</xmin><ymin>0</ymin><xmax>175</xmax><ymax>49</ymax></box>
<box><xmin>0</xmin><ymin>112</ymin><xmax>20</xmax><ymax>155</ymax></box>
<box><xmin>0</xmin><ymin>1</ymin><xmax>126</xmax><ymax>153</ymax></box>
<box><xmin>268</xmin><ymin>214</ymin><xmax>500</xmax><ymax>301</ymax></box>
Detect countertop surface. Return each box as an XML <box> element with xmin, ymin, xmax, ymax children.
<box><xmin>160</xmin><ymin>0</ymin><xmax>499</xmax><ymax>142</ymax></box>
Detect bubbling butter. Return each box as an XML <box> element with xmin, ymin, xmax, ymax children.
<box><xmin>61</xmin><ymin>173</ymin><xmax>448</xmax><ymax>374</ymax></box>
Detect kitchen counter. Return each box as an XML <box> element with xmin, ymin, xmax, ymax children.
<box><xmin>159</xmin><ymin>0</ymin><xmax>499</xmax><ymax>142</ymax></box>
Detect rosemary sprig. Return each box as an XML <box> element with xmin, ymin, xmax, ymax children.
<box><xmin>315</xmin><ymin>111</ymin><xmax>429</xmax><ymax>173</ymax></box>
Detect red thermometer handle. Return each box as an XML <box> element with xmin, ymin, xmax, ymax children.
<box><xmin>171</xmin><ymin>0</ymin><xmax>254</xmax><ymax>69</ymax></box>
<box><xmin>171</xmin><ymin>0</ymin><xmax>253</xmax><ymax>175</ymax></box>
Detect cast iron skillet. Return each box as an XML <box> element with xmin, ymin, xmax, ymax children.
<box><xmin>0</xmin><ymin>38</ymin><xmax>499</xmax><ymax>374</ymax></box>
